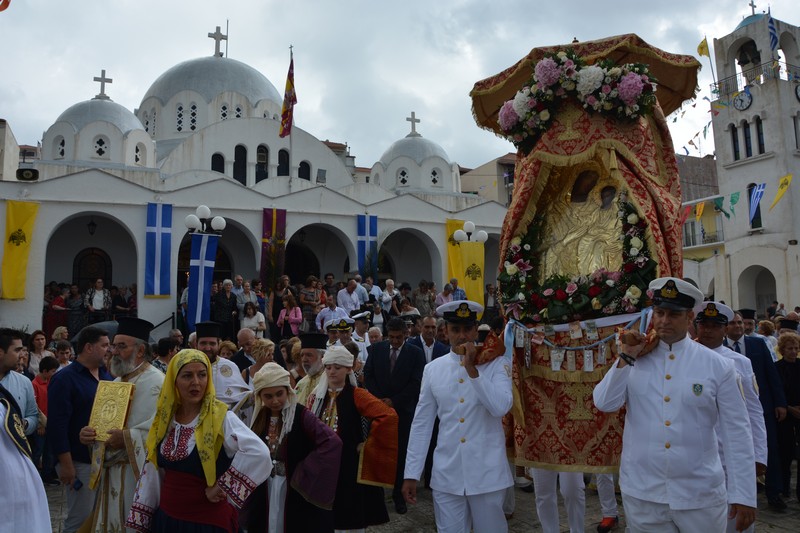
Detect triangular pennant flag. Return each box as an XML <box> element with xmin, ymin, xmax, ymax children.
<box><xmin>679</xmin><ymin>205</ymin><xmax>693</xmax><ymax>226</ymax></box>
<box><xmin>713</xmin><ymin>197</ymin><xmax>730</xmax><ymax>219</ymax></box>
<box><xmin>749</xmin><ymin>183</ymin><xmax>766</xmax><ymax>224</ymax></box>
<box><xmin>695</xmin><ymin>201</ymin><xmax>705</xmax><ymax>221</ymax></box>
<box><xmin>729</xmin><ymin>192</ymin><xmax>740</xmax><ymax>216</ymax></box>
<box><xmin>769</xmin><ymin>174</ymin><xmax>793</xmax><ymax>211</ymax></box>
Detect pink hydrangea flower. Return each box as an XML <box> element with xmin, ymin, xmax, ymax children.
<box><xmin>586</xmin><ymin>95</ymin><xmax>598</xmax><ymax>106</ymax></box>
<box><xmin>498</xmin><ymin>100</ymin><xmax>520</xmax><ymax>131</ymax></box>
<box><xmin>535</xmin><ymin>57</ymin><xmax>561</xmax><ymax>87</ymax></box>
<box><xmin>618</xmin><ymin>72</ymin><xmax>645</xmax><ymax>106</ymax></box>
<box><xmin>601</xmin><ymin>84</ymin><xmax>611</xmax><ymax>94</ymax></box>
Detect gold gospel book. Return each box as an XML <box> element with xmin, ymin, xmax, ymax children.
<box><xmin>88</xmin><ymin>381</ymin><xmax>136</xmax><ymax>441</ymax></box>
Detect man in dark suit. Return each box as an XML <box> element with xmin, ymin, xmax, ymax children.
<box><xmin>407</xmin><ymin>316</ymin><xmax>449</xmax><ymax>364</ymax></box>
<box><xmin>230</xmin><ymin>328</ymin><xmax>256</xmax><ymax>372</ymax></box>
<box><xmin>727</xmin><ymin>311</ymin><xmax>788</xmax><ymax>510</ymax></box>
<box><xmin>365</xmin><ymin>317</ymin><xmax>425</xmax><ymax>514</ymax></box>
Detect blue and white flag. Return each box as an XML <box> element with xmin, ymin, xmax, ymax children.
<box><xmin>357</xmin><ymin>214</ymin><xmax>378</xmax><ymax>276</ymax></box>
<box><xmin>749</xmin><ymin>183</ymin><xmax>766</xmax><ymax>224</ymax></box>
<box><xmin>187</xmin><ymin>233</ymin><xmax>219</xmax><ymax>332</ymax></box>
<box><xmin>768</xmin><ymin>15</ymin><xmax>779</xmax><ymax>51</ymax></box>
<box><xmin>145</xmin><ymin>203</ymin><xmax>172</xmax><ymax>297</ymax></box>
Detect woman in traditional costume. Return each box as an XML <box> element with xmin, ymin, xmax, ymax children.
<box><xmin>308</xmin><ymin>345</ymin><xmax>399</xmax><ymax>531</ymax></box>
<box><xmin>245</xmin><ymin>362</ymin><xmax>342</xmax><ymax>532</ymax></box>
<box><xmin>126</xmin><ymin>349</ymin><xmax>271</xmax><ymax>532</ymax></box>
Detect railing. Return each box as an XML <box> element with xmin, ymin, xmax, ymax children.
<box><xmin>152</xmin><ymin>312</ymin><xmax>176</xmax><ymax>331</ymax></box>
<box><xmin>711</xmin><ymin>60</ymin><xmax>800</xmax><ymax>97</ymax></box>
<box><xmin>683</xmin><ymin>230</ymin><xmax>724</xmax><ymax>248</ymax></box>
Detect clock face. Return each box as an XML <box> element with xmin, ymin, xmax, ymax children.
<box><xmin>733</xmin><ymin>90</ymin><xmax>752</xmax><ymax>110</ymax></box>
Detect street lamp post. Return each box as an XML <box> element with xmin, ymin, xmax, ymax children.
<box><xmin>184</xmin><ymin>204</ymin><xmax>226</xmax><ymax>234</ymax></box>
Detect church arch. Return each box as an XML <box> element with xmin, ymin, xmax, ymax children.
<box><xmin>285</xmin><ymin>223</ymin><xmax>355</xmax><ymax>284</ymax></box>
<box><xmin>742</xmin><ymin>120</ymin><xmax>753</xmax><ymax>158</ymax></box>
<box><xmin>233</xmin><ymin>144</ymin><xmax>247</xmax><ymax>185</ymax></box>
<box><xmin>737</xmin><ymin>265</ymin><xmax>775</xmax><ymax>317</ymax></box>
<box><xmin>211</xmin><ymin>153</ymin><xmax>225</xmax><ymax>174</ymax></box>
<box><xmin>730</xmin><ymin>124</ymin><xmax>740</xmax><ymax>161</ymax></box>
<box><xmin>378</xmin><ymin>228</ymin><xmax>439</xmax><ymax>286</ymax></box>
<box><xmin>277</xmin><ymin>149</ymin><xmax>289</xmax><ymax>176</ymax></box>
<box><xmin>177</xmin><ymin>233</ymin><xmax>233</xmax><ymax>292</ymax></box>
<box><xmin>53</xmin><ymin>135</ymin><xmax>65</xmax><ymax>159</ymax></box>
<box><xmin>256</xmin><ymin>145</ymin><xmax>269</xmax><ymax>182</ymax></box>
<box><xmin>755</xmin><ymin>116</ymin><xmax>765</xmax><ymax>154</ymax></box>
<box><xmin>298</xmin><ymin>161</ymin><xmax>311</xmax><ymax>181</ymax></box>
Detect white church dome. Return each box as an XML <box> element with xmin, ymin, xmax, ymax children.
<box><xmin>379</xmin><ymin>132</ymin><xmax>451</xmax><ymax>166</ymax></box>
<box><xmin>55</xmin><ymin>98</ymin><xmax>145</xmax><ymax>134</ymax></box>
<box><xmin>141</xmin><ymin>56</ymin><xmax>282</xmax><ymax>107</ymax></box>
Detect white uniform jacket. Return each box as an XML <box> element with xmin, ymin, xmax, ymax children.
<box><xmin>712</xmin><ymin>345</ymin><xmax>768</xmax><ymax>466</ymax></box>
<box><xmin>593</xmin><ymin>337</ymin><xmax>755</xmax><ymax>509</ymax></box>
<box><xmin>212</xmin><ymin>357</ymin><xmax>251</xmax><ymax>409</ymax></box>
<box><xmin>405</xmin><ymin>352</ymin><xmax>513</xmax><ymax>496</ymax></box>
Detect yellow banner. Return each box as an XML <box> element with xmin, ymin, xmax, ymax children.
<box><xmin>769</xmin><ymin>174</ymin><xmax>792</xmax><ymax>211</ymax></box>
<box><xmin>446</xmin><ymin>219</ymin><xmax>464</xmax><ymax>282</ymax></box>
<box><xmin>459</xmin><ymin>241</ymin><xmax>484</xmax><ymax>317</ymax></box>
<box><xmin>697</xmin><ymin>37</ymin><xmax>710</xmax><ymax>58</ymax></box>
<box><xmin>695</xmin><ymin>201</ymin><xmax>705</xmax><ymax>221</ymax></box>
<box><xmin>2</xmin><ymin>200</ymin><xmax>39</xmax><ymax>300</ymax></box>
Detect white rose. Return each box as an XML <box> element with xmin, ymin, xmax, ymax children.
<box><xmin>606</xmin><ymin>279</ymin><xmax>615</xmax><ymax>287</ymax></box>
<box><xmin>630</xmin><ymin>247</ymin><xmax>640</xmax><ymax>256</ymax></box>
<box><xmin>517</xmin><ymin>292</ymin><xmax>525</xmax><ymax>301</ymax></box>
<box><xmin>557</xmin><ymin>51</ymin><xmax>567</xmax><ymax>59</ymax></box>
<box><xmin>627</xmin><ymin>214</ymin><xmax>639</xmax><ymax>224</ymax></box>
<box><xmin>506</xmin><ymin>263</ymin><xmax>519</xmax><ymax>275</ymax></box>
<box><xmin>523</xmin><ymin>244</ymin><xmax>531</xmax><ymax>251</ymax></box>
<box><xmin>629</xmin><ymin>237</ymin><xmax>643</xmax><ymax>249</ymax></box>
<box><xmin>626</xmin><ymin>286</ymin><xmax>642</xmax><ymax>299</ymax></box>
<box><xmin>539</xmin><ymin>109</ymin><xmax>551</xmax><ymax>121</ymax></box>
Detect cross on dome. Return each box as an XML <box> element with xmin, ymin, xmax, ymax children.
<box><xmin>749</xmin><ymin>0</ymin><xmax>756</xmax><ymax>15</ymax></box>
<box><xmin>208</xmin><ymin>26</ymin><xmax>228</xmax><ymax>57</ymax></box>
<box><xmin>406</xmin><ymin>111</ymin><xmax>421</xmax><ymax>137</ymax></box>
<box><xmin>93</xmin><ymin>69</ymin><xmax>113</xmax><ymax>100</ymax></box>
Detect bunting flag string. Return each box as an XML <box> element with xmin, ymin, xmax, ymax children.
<box><xmin>769</xmin><ymin>174</ymin><xmax>793</xmax><ymax>211</ymax></box>
<box><xmin>695</xmin><ymin>201</ymin><xmax>705</xmax><ymax>221</ymax></box>
<box><xmin>749</xmin><ymin>183</ymin><xmax>766</xmax><ymax>224</ymax></box>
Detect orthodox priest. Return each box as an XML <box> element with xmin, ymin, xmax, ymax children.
<box><xmin>195</xmin><ymin>321</ymin><xmax>251</xmax><ymax>408</ymax></box>
<box><xmin>79</xmin><ymin>317</ymin><xmax>165</xmax><ymax>532</ymax></box>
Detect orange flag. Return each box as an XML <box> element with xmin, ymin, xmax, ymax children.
<box><xmin>279</xmin><ymin>51</ymin><xmax>297</xmax><ymax>138</ymax></box>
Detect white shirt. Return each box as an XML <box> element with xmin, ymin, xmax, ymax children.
<box><xmin>593</xmin><ymin>337</ymin><xmax>755</xmax><ymax>509</ymax></box>
<box><xmin>337</xmin><ymin>288</ymin><xmax>360</xmax><ymax>314</ymax></box>
<box><xmin>315</xmin><ymin>306</ymin><xmax>348</xmax><ymax>331</ymax></box>
<box><xmin>405</xmin><ymin>352</ymin><xmax>513</xmax><ymax>496</ymax></box>
<box><xmin>92</xmin><ymin>290</ymin><xmax>105</xmax><ymax>310</ymax></box>
<box><xmin>419</xmin><ymin>337</ymin><xmax>435</xmax><ymax>364</ymax></box>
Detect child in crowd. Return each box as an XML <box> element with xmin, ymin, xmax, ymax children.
<box><xmin>32</xmin><ymin>356</ymin><xmax>60</xmax><ymax>484</ymax></box>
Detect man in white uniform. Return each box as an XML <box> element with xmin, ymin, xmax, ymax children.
<box><xmin>593</xmin><ymin>277</ymin><xmax>756</xmax><ymax>532</ymax></box>
<box><xmin>195</xmin><ymin>321</ymin><xmax>251</xmax><ymax>408</ymax></box>
<box><xmin>694</xmin><ymin>301</ymin><xmax>766</xmax><ymax>533</ymax></box>
<box><xmin>79</xmin><ymin>317</ymin><xmax>165</xmax><ymax>532</ymax></box>
<box><xmin>403</xmin><ymin>301</ymin><xmax>513</xmax><ymax>533</ymax></box>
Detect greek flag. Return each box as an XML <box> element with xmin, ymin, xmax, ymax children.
<box><xmin>357</xmin><ymin>214</ymin><xmax>378</xmax><ymax>276</ymax></box>
<box><xmin>749</xmin><ymin>183</ymin><xmax>766</xmax><ymax>224</ymax></box>
<box><xmin>187</xmin><ymin>233</ymin><xmax>219</xmax><ymax>332</ymax></box>
<box><xmin>145</xmin><ymin>203</ymin><xmax>172</xmax><ymax>297</ymax></box>
<box><xmin>768</xmin><ymin>16</ymin><xmax>779</xmax><ymax>51</ymax></box>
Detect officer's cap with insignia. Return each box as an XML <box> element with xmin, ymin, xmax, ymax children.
<box><xmin>334</xmin><ymin>317</ymin><xmax>354</xmax><ymax>331</ymax></box>
<box><xmin>693</xmin><ymin>301</ymin><xmax>733</xmax><ymax>325</ymax></box>
<box><xmin>350</xmin><ymin>310</ymin><xmax>371</xmax><ymax>323</ymax></box>
<box><xmin>648</xmin><ymin>277</ymin><xmax>704</xmax><ymax>311</ymax></box>
<box><xmin>324</xmin><ymin>318</ymin><xmax>339</xmax><ymax>332</ymax></box>
<box><xmin>437</xmin><ymin>300</ymin><xmax>484</xmax><ymax>325</ymax></box>
<box><xmin>195</xmin><ymin>321</ymin><xmax>221</xmax><ymax>339</ymax></box>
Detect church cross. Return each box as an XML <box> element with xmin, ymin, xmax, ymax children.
<box><xmin>208</xmin><ymin>26</ymin><xmax>228</xmax><ymax>57</ymax></box>
<box><xmin>93</xmin><ymin>69</ymin><xmax>112</xmax><ymax>100</ymax></box>
<box><xmin>406</xmin><ymin>111</ymin><xmax>421</xmax><ymax>135</ymax></box>
<box><xmin>564</xmin><ymin>382</ymin><xmax>594</xmax><ymax>420</ymax></box>
<box><xmin>749</xmin><ymin>0</ymin><xmax>756</xmax><ymax>15</ymax></box>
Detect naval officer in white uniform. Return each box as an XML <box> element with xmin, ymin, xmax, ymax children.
<box><xmin>402</xmin><ymin>300</ymin><xmax>513</xmax><ymax>533</ymax></box>
<box><xmin>593</xmin><ymin>277</ymin><xmax>756</xmax><ymax>532</ymax></box>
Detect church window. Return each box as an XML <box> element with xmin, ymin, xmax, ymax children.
<box><xmin>211</xmin><ymin>153</ymin><xmax>225</xmax><ymax>173</ymax></box>
<box><xmin>235</xmin><ymin>105</ymin><xmax>243</xmax><ymax>118</ymax></box>
<box><xmin>256</xmin><ymin>145</ymin><xmax>269</xmax><ymax>182</ymax></box>
<box><xmin>233</xmin><ymin>145</ymin><xmax>247</xmax><ymax>185</ymax></box>
<box><xmin>747</xmin><ymin>183</ymin><xmax>763</xmax><ymax>229</ymax></box>
<box><xmin>143</xmin><ymin>111</ymin><xmax>150</xmax><ymax>134</ymax></box>
<box><xmin>278</xmin><ymin>149</ymin><xmax>289</xmax><ymax>176</ymax></box>
<box><xmin>431</xmin><ymin>168</ymin><xmax>442</xmax><ymax>186</ymax></box>
<box><xmin>54</xmin><ymin>136</ymin><xmax>65</xmax><ymax>159</ymax></box>
<box><xmin>176</xmin><ymin>104</ymin><xmax>184</xmax><ymax>132</ymax></box>
<box><xmin>93</xmin><ymin>136</ymin><xmax>109</xmax><ymax>159</ymax></box>
<box><xmin>221</xmin><ymin>105</ymin><xmax>229</xmax><ymax>121</ymax></box>
<box><xmin>263</xmin><ymin>111</ymin><xmax>269</xmax><ymax>119</ymax></box>
<box><xmin>743</xmin><ymin>121</ymin><xmax>753</xmax><ymax>158</ymax></box>
<box><xmin>755</xmin><ymin>117</ymin><xmax>765</xmax><ymax>154</ymax></box>
<box><xmin>189</xmin><ymin>103</ymin><xmax>198</xmax><ymax>131</ymax></box>
<box><xmin>135</xmin><ymin>143</ymin><xmax>146</xmax><ymax>165</ymax></box>
<box><xmin>730</xmin><ymin>125</ymin><xmax>740</xmax><ymax>161</ymax></box>
<box><xmin>299</xmin><ymin>161</ymin><xmax>311</xmax><ymax>181</ymax></box>
<box><xmin>151</xmin><ymin>109</ymin><xmax>157</xmax><ymax>136</ymax></box>
<box><xmin>397</xmin><ymin>169</ymin><xmax>409</xmax><ymax>186</ymax></box>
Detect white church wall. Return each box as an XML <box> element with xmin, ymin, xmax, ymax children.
<box><xmin>75</xmin><ymin>121</ymin><xmax>126</xmax><ymax>163</ymax></box>
<box><xmin>0</xmin><ymin>120</ymin><xmax>19</xmax><ymax>181</ymax></box>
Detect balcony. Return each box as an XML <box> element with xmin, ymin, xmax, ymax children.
<box><xmin>712</xmin><ymin>60</ymin><xmax>800</xmax><ymax>97</ymax></box>
<box><xmin>684</xmin><ymin>230</ymin><xmax>725</xmax><ymax>248</ymax></box>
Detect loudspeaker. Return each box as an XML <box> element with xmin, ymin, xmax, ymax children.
<box><xmin>16</xmin><ymin>168</ymin><xmax>39</xmax><ymax>181</ymax></box>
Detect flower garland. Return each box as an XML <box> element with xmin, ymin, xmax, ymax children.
<box><xmin>498</xmin><ymin>49</ymin><xmax>658</xmax><ymax>151</ymax></box>
<box><xmin>498</xmin><ymin>190</ymin><xmax>657</xmax><ymax>324</ymax></box>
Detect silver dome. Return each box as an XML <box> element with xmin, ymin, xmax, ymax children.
<box><xmin>54</xmin><ymin>98</ymin><xmax>145</xmax><ymax>134</ymax></box>
<box><xmin>379</xmin><ymin>133</ymin><xmax>451</xmax><ymax>166</ymax></box>
<box><xmin>141</xmin><ymin>56</ymin><xmax>282</xmax><ymax>106</ymax></box>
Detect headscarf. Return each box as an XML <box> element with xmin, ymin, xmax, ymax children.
<box><xmin>251</xmin><ymin>362</ymin><xmax>297</xmax><ymax>444</ymax></box>
<box><xmin>310</xmin><ymin>345</ymin><xmax>358</xmax><ymax>416</ymax></box>
<box><xmin>145</xmin><ymin>349</ymin><xmax>228</xmax><ymax>487</ymax></box>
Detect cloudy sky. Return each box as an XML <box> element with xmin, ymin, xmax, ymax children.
<box><xmin>0</xmin><ymin>0</ymin><xmax>793</xmax><ymax>169</ymax></box>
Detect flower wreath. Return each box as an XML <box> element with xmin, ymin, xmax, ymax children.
<box><xmin>498</xmin><ymin>190</ymin><xmax>657</xmax><ymax>324</ymax></box>
<box><xmin>498</xmin><ymin>49</ymin><xmax>658</xmax><ymax>151</ymax></box>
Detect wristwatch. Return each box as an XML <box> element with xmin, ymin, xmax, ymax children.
<box><xmin>618</xmin><ymin>352</ymin><xmax>636</xmax><ymax>366</ymax></box>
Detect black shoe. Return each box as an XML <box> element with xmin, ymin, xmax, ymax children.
<box><xmin>394</xmin><ymin>500</ymin><xmax>407</xmax><ymax>514</ymax></box>
<box><xmin>520</xmin><ymin>483</ymin><xmax>534</xmax><ymax>493</ymax></box>
<box><xmin>768</xmin><ymin>495</ymin><xmax>788</xmax><ymax>511</ymax></box>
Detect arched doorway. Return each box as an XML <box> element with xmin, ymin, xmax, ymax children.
<box><xmin>379</xmin><ymin>228</ymin><xmax>438</xmax><ymax>287</ymax></box>
<box><xmin>177</xmin><ymin>234</ymin><xmax>233</xmax><ymax>293</ymax></box>
<box><xmin>737</xmin><ymin>265</ymin><xmax>776</xmax><ymax>318</ymax></box>
<box><xmin>284</xmin><ymin>243</ymin><xmax>320</xmax><ymax>286</ymax></box>
<box><xmin>284</xmin><ymin>224</ymin><xmax>354</xmax><ymax>286</ymax></box>
<box><xmin>484</xmin><ymin>233</ymin><xmax>501</xmax><ymax>285</ymax></box>
<box><xmin>73</xmin><ymin>248</ymin><xmax>112</xmax><ymax>290</ymax></box>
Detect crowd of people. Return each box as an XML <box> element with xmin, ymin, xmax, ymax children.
<box><xmin>3</xmin><ymin>272</ymin><xmax>800</xmax><ymax>532</ymax></box>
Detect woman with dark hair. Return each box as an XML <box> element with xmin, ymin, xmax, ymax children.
<box><xmin>241</xmin><ymin>302</ymin><xmax>267</xmax><ymax>339</ymax></box>
<box><xmin>299</xmin><ymin>276</ymin><xmax>320</xmax><ymax>333</ymax></box>
<box><xmin>27</xmin><ymin>330</ymin><xmax>54</xmax><ymax>375</ymax></box>
<box><xmin>277</xmin><ymin>294</ymin><xmax>302</xmax><ymax>340</ymax></box>
<box><xmin>252</xmin><ymin>279</ymin><xmax>267</xmax><ymax>316</ymax></box>
<box><xmin>212</xmin><ymin>279</ymin><xmax>238</xmax><ymax>341</ymax></box>
<box><xmin>66</xmin><ymin>284</ymin><xmax>85</xmax><ymax>338</ymax></box>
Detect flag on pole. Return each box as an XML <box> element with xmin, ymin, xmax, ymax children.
<box><xmin>749</xmin><ymin>183</ymin><xmax>766</xmax><ymax>224</ymax></box>
<box><xmin>1</xmin><ymin>200</ymin><xmax>39</xmax><ymax>299</ymax></box>
<box><xmin>145</xmin><ymin>203</ymin><xmax>172</xmax><ymax>297</ymax></box>
<box><xmin>187</xmin><ymin>233</ymin><xmax>219</xmax><ymax>332</ymax></box>
<box><xmin>695</xmin><ymin>201</ymin><xmax>705</xmax><ymax>221</ymax></box>
<box><xmin>769</xmin><ymin>174</ymin><xmax>792</xmax><ymax>211</ymax></box>
<box><xmin>279</xmin><ymin>51</ymin><xmax>297</xmax><ymax>138</ymax></box>
<box><xmin>768</xmin><ymin>16</ymin><xmax>779</xmax><ymax>51</ymax></box>
<box><xmin>356</xmin><ymin>214</ymin><xmax>378</xmax><ymax>277</ymax></box>
<box><xmin>729</xmin><ymin>191</ymin><xmax>740</xmax><ymax>216</ymax></box>
<box><xmin>697</xmin><ymin>37</ymin><xmax>710</xmax><ymax>58</ymax></box>
<box><xmin>713</xmin><ymin>197</ymin><xmax>730</xmax><ymax>219</ymax></box>
<box><xmin>260</xmin><ymin>208</ymin><xmax>287</xmax><ymax>291</ymax></box>
<box><xmin>679</xmin><ymin>205</ymin><xmax>693</xmax><ymax>226</ymax></box>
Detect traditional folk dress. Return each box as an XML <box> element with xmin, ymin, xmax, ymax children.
<box><xmin>88</xmin><ymin>363</ymin><xmax>164</xmax><ymax>532</ymax></box>
<box><xmin>294</xmin><ymin>370</ymin><xmax>323</xmax><ymax>407</ymax></box>
<box><xmin>247</xmin><ymin>405</ymin><xmax>342</xmax><ymax>532</ymax></box>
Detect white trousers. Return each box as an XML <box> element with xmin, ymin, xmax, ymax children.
<box><xmin>622</xmin><ymin>492</ymin><xmax>727</xmax><ymax>532</ymax></box>
<box><xmin>529</xmin><ymin>468</ymin><xmax>584</xmax><ymax>533</ymax></box>
<box><xmin>595</xmin><ymin>473</ymin><xmax>618</xmax><ymax>518</ymax></box>
<box><xmin>432</xmin><ymin>488</ymin><xmax>508</xmax><ymax>533</ymax></box>
<box><xmin>503</xmin><ymin>461</ymin><xmax>516</xmax><ymax>514</ymax></box>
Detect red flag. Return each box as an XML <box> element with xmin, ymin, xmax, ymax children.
<box><xmin>679</xmin><ymin>205</ymin><xmax>692</xmax><ymax>226</ymax></box>
<box><xmin>279</xmin><ymin>53</ymin><xmax>297</xmax><ymax>138</ymax></box>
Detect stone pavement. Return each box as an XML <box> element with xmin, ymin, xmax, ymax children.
<box><xmin>46</xmin><ymin>477</ymin><xmax>800</xmax><ymax>532</ymax></box>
